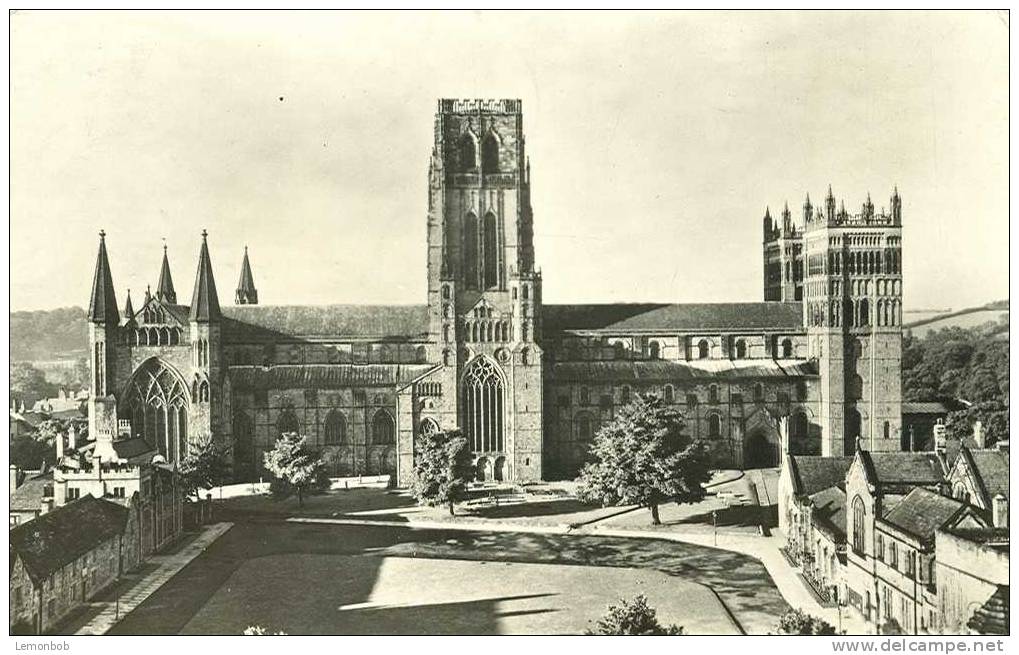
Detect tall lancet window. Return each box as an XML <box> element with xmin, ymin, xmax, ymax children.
<box><xmin>483</xmin><ymin>211</ymin><xmax>499</xmax><ymax>289</ymax></box>
<box><xmin>123</xmin><ymin>358</ymin><xmax>189</xmax><ymax>463</ymax></box>
<box><xmin>461</xmin><ymin>133</ymin><xmax>477</xmax><ymax>169</ymax></box>
<box><xmin>462</xmin><ymin>356</ymin><xmax>505</xmax><ymax>453</ymax></box>
<box><xmin>464</xmin><ymin>212</ymin><xmax>479</xmax><ymax>289</ymax></box>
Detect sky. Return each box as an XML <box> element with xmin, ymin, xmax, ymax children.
<box><xmin>10</xmin><ymin>10</ymin><xmax>1009</xmax><ymax>313</ymax></box>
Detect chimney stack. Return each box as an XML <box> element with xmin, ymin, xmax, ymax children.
<box><xmin>68</xmin><ymin>423</ymin><xmax>77</xmax><ymax>450</ymax></box>
<box><xmin>56</xmin><ymin>430</ymin><xmax>64</xmax><ymax>461</ymax></box>
<box><xmin>973</xmin><ymin>421</ymin><xmax>986</xmax><ymax>449</ymax></box>
<box><xmin>992</xmin><ymin>494</ymin><xmax>1008</xmax><ymax>528</ymax></box>
<box><xmin>9</xmin><ymin>465</ymin><xmax>20</xmax><ymax>494</ymax></box>
<box><xmin>779</xmin><ymin>416</ymin><xmax>791</xmax><ymax>455</ymax></box>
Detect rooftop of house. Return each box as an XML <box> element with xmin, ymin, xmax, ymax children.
<box><xmin>9</xmin><ymin>495</ymin><xmax>128</xmax><ymax>585</ymax></box>
<box><xmin>860</xmin><ymin>450</ymin><xmax>946</xmax><ymax>487</ymax></box>
<box><xmin>967</xmin><ymin>585</ymin><xmax>1009</xmax><ymax>636</ymax></box>
<box><xmin>809</xmin><ymin>485</ymin><xmax>847</xmax><ymax>542</ymax></box>
<box><xmin>9</xmin><ymin>469</ymin><xmax>53</xmax><ymax>512</ymax></box>
<box><xmin>789</xmin><ymin>455</ymin><xmax>854</xmax><ymax>497</ymax></box>
<box><xmin>881</xmin><ymin>487</ymin><xmax>968</xmax><ymax>542</ymax></box>
<box><xmin>964</xmin><ymin>447</ymin><xmax>1010</xmax><ymax>503</ymax></box>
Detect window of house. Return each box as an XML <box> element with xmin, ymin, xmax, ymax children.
<box><xmin>648</xmin><ymin>341</ymin><xmax>661</xmax><ymax>360</ymax></box>
<box><xmin>734</xmin><ymin>339</ymin><xmax>747</xmax><ymax>359</ymax></box>
<box><xmin>876</xmin><ymin>534</ymin><xmax>884</xmax><ymax>561</ymax></box>
<box><xmin>67</xmin><ymin>487</ymin><xmax>80</xmax><ymax>501</ymax></box>
<box><xmin>697</xmin><ymin>339</ymin><xmax>710</xmax><ymax>359</ymax></box>
<box><xmin>781</xmin><ymin>338</ymin><xmax>793</xmax><ymax>358</ymax></box>
<box><xmin>731</xmin><ymin>392</ymin><xmax>743</xmax><ymax>406</ymax></box>
<box><xmin>663</xmin><ymin>385</ymin><xmax>675</xmax><ymax>403</ymax></box>
<box><xmin>852</xmin><ymin>496</ymin><xmax>866</xmax><ymax>554</ymax></box>
<box><xmin>890</xmin><ymin>541</ymin><xmax>898</xmax><ymax>568</ymax></box>
<box><xmin>579</xmin><ymin>387</ymin><xmax>590</xmax><ymax>406</ymax></box>
<box><xmin>708</xmin><ymin>385</ymin><xmax>719</xmax><ymax>404</ymax></box>
<box><xmin>576</xmin><ymin>413</ymin><xmax>593</xmax><ymax>440</ymax></box>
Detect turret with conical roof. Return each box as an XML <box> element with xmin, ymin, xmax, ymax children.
<box><xmin>189</xmin><ymin>230</ymin><xmax>221</xmax><ymax>322</ymax></box>
<box><xmin>235</xmin><ymin>247</ymin><xmax>258</xmax><ymax>305</ymax></box>
<box><xmin>88</xmin><ymin>231</ymin><xmax>120</xmax><ymax>325</ymax></box>
<box><xmin>156</xmin><ymin>243</ymin><xmax>177</xmax><ymax>304</ymax></box>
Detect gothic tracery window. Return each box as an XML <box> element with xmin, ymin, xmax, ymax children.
<box><xmin>122</xmin><ymin>358</ymin><xmax>189</xmax><ymax>463</ymax></box>
<box><xmin>481</xmin><ymin>133</ymin><xmax>500</xmax><ymax>175</ymax></box>
<box><xmin>462</xmin><ymin>357</ymin><xmax>505</xmax><ymax>453</ymax></box>
<box><xmin>324</xmin><ymin>410</ymin><xmax>347</xmax><ymax>445</ymax></box>
<box><xmin>372</xmin><ymin>410</ymin><xmax>395</xmax><ymax>445</ymax></box>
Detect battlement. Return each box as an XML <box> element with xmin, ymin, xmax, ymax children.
<box><xmin>438</xmin><ymin>98</ymin><xmax>522</xmax><ymax>115</ymax></box>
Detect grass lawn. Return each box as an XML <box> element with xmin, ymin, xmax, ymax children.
<box><xmin>180</xmin><ymin>554</ymin><xmax>738</xmax><ymax>635</ymax></box>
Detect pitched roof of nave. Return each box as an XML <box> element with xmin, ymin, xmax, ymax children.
<box><xmin>221</xmin><ymin>304</ymin><xmax>430</xmax><ymax>342</ymax></box>
<box><xmin>543</xmin><ymin>302</ymin><xmax>803</xmax><ymax>334</ymax></box>
<box><xmin>228</xmin><ymin>364</ymin><xmax>437</xmax><ymax>389</ymax></box>
<box><xmin>550</xmin><ymin>358</ymin><xmax>817</xmax><ymax>382</ymax></box>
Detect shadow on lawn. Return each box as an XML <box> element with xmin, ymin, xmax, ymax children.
<box><xmin>469</xmin><ymin>499</ymin><xmax>597</xmax><ymax>520</ymax></box>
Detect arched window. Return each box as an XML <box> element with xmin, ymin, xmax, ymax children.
<box><xmin>442</xmin><ymin>349</ymin><xmax>452</xmax><ymax>367</ymax></box>
<box><xmin>579</xmin><ymin>386</ymin><xmax>590</xmax><ymax>405</ymax></box>
<box><xmin>664</xmin><ymin>384</ymin><xmax>675</xmax><ymax>403</ymax></box>
<box><xmin>277</xmin><ymin>405</ymin><xmax>300</xmax><ymax>436</ymax></box>
<box><xmin>420</xmin><ymin>418</ymin><xmax>440</xmax><ymax>436</ymax></box>
<box><xmin>443</xmin><ymin>324</ymin><xmax>452</xmax><ymax>343</ymax></box>
<box><xmin>460</xmin><ymin>133</ymin><xmax>477</xmax><ymax>169</ymax></box>
<box><xmin>852</xmin><ymin>496</ymin><xmax>866</xmax><ymax>554</ymax></box>
<box><xmin>464</xmin><ymin>212</ymin><xmax>479</xmax><ymax>289</ymax></box>
<box><xmin>441</xmin><ymin>284</ymin><xmax>451</xmax><ymax>300</ymax></box>
<box><xmin>859</xmin><ymin>298</ymin><xmax>869</xmax><ymax>326</ymax></box>
<box><xmin>648</xmin><ymin>341</ymin><xmax>661</xmax><ymax>360</ymax></box>
<box><xmin>708</xmin><ymin>414</ymin><xmax>721</xmax><ymax>438</ymax></box>
<box><xmin>462</xmin><ymin>357</ymin><xmax>505</xmax><ymax>452</ymax></box>
<box><xmin>481</xmin><ymin>133</ymin><xmax>500</xmax><ymax>175</ymax></box>
<box><xmin>883</xmin><ymin>421</ymin><xmax>890</xmax><ymax>441</ymax></box>
<box><xmin>708</xmin><ymin>384</ymin><xmax>719</xmax><ymax>404</ymax></box>
<box><xmin>781</xmin><ymin>338</ymin><xmax>793</xmax><ymax>358</ymax></box>
<box><xmin>483</xmin><ymin>211</ymin><xmax>499</xmax><ymax>289</ymax></box>
<box><xmin>698</xmin><ymin>339</ymin><xmax>710</xmax><ymax>359</ymax></box>
<box><xmin>521</xmin><ymin>348</ymin><xmax>530</xmax><ymax>366</ymax></box>
<box><xmin>371</xmin><ymin>410</ymin><xmax>395</xmax><ymax>445</ymax></box>
<box><xmin>734</xmin><ymin>340</ymin><xmax>747</xmax><ymax>359</ymax></box>
<box><xmin>122</xmin><ymin>358</ymin><xmax>189</xmax><ymax>464</ymax></box>
<box><xmin>576</xmin><ymin>412</ymin><xmax>593</xmax><ymax>440</ymax></box>
<box><xmin>620</xmin><ymin>385</ymin><xmax>631</xmax><ymax>404</ymax></box>
<box><xmin>324</xmin><ymin>410</ymin><xmax>347</xmax><ymax>445</ymax></box>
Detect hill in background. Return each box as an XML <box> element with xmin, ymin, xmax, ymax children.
<box><xmin>10</xmin><ymin>306</ymin><xmax>89</xmax><ymax>363</ymax></box>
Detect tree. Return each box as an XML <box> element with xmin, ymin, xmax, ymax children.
<box><xmin>10</xmin><ymin>362</ymin><xmax>57</xmax><ymax>407</ymax></box>
<box><xmin>179</xmin><ymin>434</ymin><xmax>232</xmax><ymax>499</ymax></box>
<box><xmin>34</xmin><ymin>419</ymin><xmax>68</xmax><ymax>447</ymax></box>
<box><xmin>578</xmin><ymin>393</ymin><xmax>711</xmax><ymax>525</ymax></box>
<box><xmin>10</xmin><ymin>434</ymin><xmax>56</xmax><ymax>470</ymax></box>
<box><xmin>775</xmin><ymin>609</ymin><xmax>837</xmax><ymax>635</ymax></box>
<box><xmin>262</xmin><ymin>433</ymin><xmax>330</xmax><ymax>507</ymax></box>
<box><xmin>586</xmin><ymin>594</ymin><xmax>683</xmax><ymax>635</ymax></box>
<box><xmin>410</xmin><ymin>430</ymin><xmax>475</xmax><ymax>516</ymax></box>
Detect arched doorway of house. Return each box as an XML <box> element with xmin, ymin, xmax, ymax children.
<box><xmin>744</xmin><ymin>430</ymin><xmax>777</xmax><ymax>469</ymax></box>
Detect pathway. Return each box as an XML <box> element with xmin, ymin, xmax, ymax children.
<box><xmin>71</xmin><ymin>522</ymin><xmax>234</xmax><ymax>635</ymax></box>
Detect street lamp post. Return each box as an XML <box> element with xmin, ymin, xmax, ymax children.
<box><xmin>712</xmin><ymin>510</ymin><xmax>718</xmax><ymax>546</ymax></box>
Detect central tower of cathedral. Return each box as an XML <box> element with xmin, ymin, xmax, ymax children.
<box><xmin>422</xmin><ymin>99</ymin><xmax>543</xmax><ymax>482</ymax></box>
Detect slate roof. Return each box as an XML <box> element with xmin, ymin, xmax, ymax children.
<box><xmin>550</xmin><ymin>359</ymin><xmax>817</xmax><ymax>382</ymax></box>
<box><xmin>881</xmin><ymin>487</ymin><xmax>967</xmax><ymax>542</ymax></box>
<box><xmin>228</xmin><ymin>364</ymin><xmax>437</xmax><ymax>390</ymax></box>
<box><xmin>789</xmin><ymin>456</ymin><xmax>853</xmax><ymax>497</ymax></box>
<box><xmin>809</xmin><ymin>485</ymin><xmax>847</xmax><ymax>542</ymax></box>
<box><xmin>967</xmin><ymin>585</ymin><xmax>1008</xmax><ymax>635</ymax></box>
<box><xmin>861</xmin><ymin>451</ymin><xmax>946</xmax><ymax>487</ymax></box>
<box><xmin>10</xmin><ymin>495</ymin><xmax>128</xmax><ymax>585</ymax></box>
<box><xmin>221</xmin><ymin>304</ymin><xmax>430</xmax><ymax>342</ymax></box>
<box><xmin>543</xmin><ymin>302</ymin><xmax>803</xmax><ymax>333</ymax></box>
<box><xmin>966</xmin><ymin>448</ymin><xmax>1010</xmax><ymax>503</ymax></box>
<box><xmin>10</xmin><ymin>470</ymin><xmax>53</xmax><ymax>512</ymax></box>
<box><xmin>79</xmin><ymin>436</ymin><xmax>157</xmax><ymax>463</ymax></box>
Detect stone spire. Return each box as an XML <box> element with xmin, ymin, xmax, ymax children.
<box><xmin>235</xmin><ymin>246</ymin><xmax>258</xmax><ymax>305</ymax></box>
<box><xmin>88</xmin><ymin>230</ymin><xmax>120</xmax><ymax>324</ymax></box>
<box><xmin>156</xmin><ymin>243</ymin><xmax>177</xmax><ymax>303</ymax></box>
<box><xmin>189</xmin><ymin>230</ymin><xmax>221</xmax><ymax>322</ymax></box>
<box><xmin>123</xmin><ymin>289</ymin><xmax>135</xmax><ymax>320</ymax></box>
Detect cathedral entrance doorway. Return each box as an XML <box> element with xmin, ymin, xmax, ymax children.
<box><xmin>494</xmin><ymin>456</ymin><xmax>507</xmax><ymax>481</ymax></box>
<box><xmin>475</xmin><ymin>457</ymin><xmax>490</xmax><ymax>482</ymax></box>
<box><xmin>744</xmin><ymin>430</ymin><xmax>777</xmax><ymax>469</ymax></box>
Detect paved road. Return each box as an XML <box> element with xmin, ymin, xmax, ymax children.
<box><xmin>108</xmin><ymin>516</ymin><xmax>790</xmax><ymax>635</ymax></box>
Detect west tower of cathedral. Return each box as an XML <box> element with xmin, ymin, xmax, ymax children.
<box><xmin>86</xmin><ymin>98</ymin><xmax>907</xmax><ymax>487</ymax></box>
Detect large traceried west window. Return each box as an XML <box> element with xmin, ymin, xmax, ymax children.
<box><xmin>462</xmin><ymin>356</ymin><xmax>505</xmax><ymax>453</ymax></box>
<box><xmin>123</xmin><ymin>358</ymin><xmax>189</xmax><ymax>463</ymax></box>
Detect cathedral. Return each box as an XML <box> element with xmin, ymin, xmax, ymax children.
<box><xmin>86</xmin><ymin>98</ymin><xmax>905</xmax><ymax>486</ymax></box>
